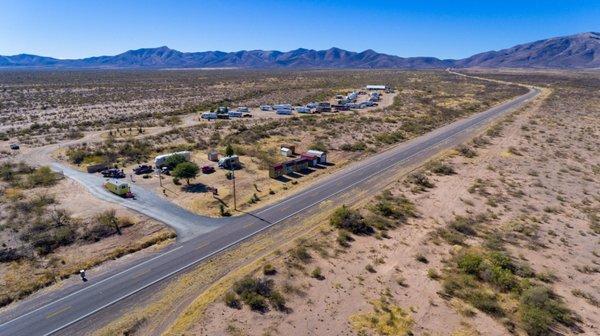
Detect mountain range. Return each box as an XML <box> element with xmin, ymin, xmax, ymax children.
<box><xmin>1</xmin><ymin>32</ymin><xmax>598</xmax><ymax>69</ymax></box>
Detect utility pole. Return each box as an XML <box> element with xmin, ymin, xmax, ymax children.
<box><xmin>231</xmin><ymin>164</ymin><xmax>237</xmax><ymax>211</ymax></box>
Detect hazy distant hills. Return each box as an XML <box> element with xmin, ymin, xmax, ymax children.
<box><xmin>1</xmin><ymin>32</ymin><xmax>598</xmax><ymax>69</ymax></box>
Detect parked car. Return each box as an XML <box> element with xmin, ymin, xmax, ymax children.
<box><xmin>10</xmin><ymin>144</ymin><xmax>20</xmax><ymax>150</ymax></box>
<box><xmin>102</xmin><ymin>168</ymin><xmax>125</xmax><ymax>179</ymax></box>
<box><xmin>133</xmin><ymin>164</ymin><xmax>153</xmax><ymax>175</ymax></box>
<box><xmin>160</xmin><ymin>166</ymin><xmax>171</xmax><ymax>175</ymax></box>
<box><xmin>201</xmin><ymin>165</ymin><xmax>215</xmax><ymax>174</ymax></box>
<box><xmin>242</xmin><ymin>112</ymin><xmax>253</xmax><ymax>118</ymax></box>
<box><xmin>260</xmin><ymin>105</ymin><xmax>272</xmax><ymax>111</ymax></box>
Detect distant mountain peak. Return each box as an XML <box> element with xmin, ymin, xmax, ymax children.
<box><xmin>1</xmin><ymin>32</ymin><xmax>598</xmax><ymax>69</ymax></box>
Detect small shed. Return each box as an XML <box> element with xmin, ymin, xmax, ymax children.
<box><xmin>300</xmin><ymin>153</ymin><xmax>319</xmax><ymax>167</ymax></box>
<box><xmin>280</xmin><ymin>144</ymin><xmax>295</xmax><ymax>154</ymax></box>
<box><xmin>269</xmin><ymin>163</ymin><xmax>285</xmax><ymax>178</ymax></box>
<box><xmin>293</xmin><ymin>158</ymin><xmax>310</xmax><ymax>172</ymax></box>
<box><xmin>280</xmin><ymin>147</ymin><xmax>293</xmax><ymax>157</ymax></box>
<box><xmin>208</xmin><ymin>150</ymin><xmax>219</xmax><ymax>162</ymax></box>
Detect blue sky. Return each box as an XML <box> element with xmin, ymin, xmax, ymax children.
<box><xmin>1</xmin><ymin>0</ymin><xmax>598</xmax><ymax>59</ymax></box>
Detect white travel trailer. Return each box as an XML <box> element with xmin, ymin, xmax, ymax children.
<box><xmin>154</xmin><ymin>151</ymin><xmax>192</xmax><ymax>168</ymax></box>
<box><xmin>273</xmin><ymin>104</ymin><xmax>292</xmax><ymax>110</ymax></box>
<box><xmin>295</xmin><ymin>106</ymin><xmax>311</xmax><ymax>113</ymax></box>
<box><xmin>201</xmin><ymin>112</ymin><xmax>217</xmax><ymax>120</ymax></box>
<box><xmin>276</xmin><ymin>108</ymin><xmax>293</xmax><ymax>115</ymax></box>
<box><xmin>228</xmin><ymin>110</ymin><xmax>243</xmax><ymax>118</ymax></box>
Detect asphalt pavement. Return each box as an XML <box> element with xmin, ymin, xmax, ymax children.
<box><xmin>0</xmin><ymin>84</ymin><xmax>539</xmax><ymax>336</ymax></box>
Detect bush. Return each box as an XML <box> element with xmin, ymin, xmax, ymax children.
<box><xmin>337</xmin><ymin>230</ymin><xmax>354</xmax><ymax>247</ymax></box>
<box><xmin>457</xmin><ymin>252</ymin><xmax>483</xmax><ymax>275</ymax></box>
<box><xmin>519</xmin><ymin>286</ymin><xmax>573</xmax><ymax>335</ymax></box>
<box><xmin>330</xmin><ymin>206</ymin><xmax>373</xmax><ymax>235</ymax></box>
<box><xmin>27</xmin><ymin>166</ymin><xmax>60</xmax><ymax>187</ymax></box>
<box><xmin>448</xmin><ymin>216</ymin><xmax>478</xmax><ymax>236</ymax></box>
<box><xmin>268</xmin><ymin>290</ymin><xmax>286</xmax><ymax>311</ymax></box>
<box><xmin>311</xmin><ymin>267</ymin><xmax>323</xmax><ymax>279</ymax></box>
<box><xmin>429</xmin><ymin>162</ymin><xmax>455</xmax><ymax>175</ymax></box>
<box><xmin>263</xmin><ymin>263</ymin><xmax>277</xmax><ymax>276</ymax></box>
<box><xmin>407</xmin><ymin>172</ymin><xmax>434</xmax><ymax>189</ymax></box>
<box><xmin>224</xmin><ymin>291</ymin><xmax>241</xmax><ymax>309</ymax></box>
<box><xmin>0</xmin><ymin>248</ymin><xmax>23</xmax><ymax>262</ymax></box>
<box><xmin>457</xmin><ymin>145</ymin><xmax>477</xmax><ymax>158</ymax></box>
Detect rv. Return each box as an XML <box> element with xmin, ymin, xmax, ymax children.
<box><xmin>201</xmin><ymin>112</ymin><xmax>217</xmax><ymax>120</ymax></box>
<box><xmin>228</xmin><ymin>110</ymin><xmax>243</xmax><ymax>118</ymax></box>
<box><xmin>273</xmin><ymin>104</ymin><xmax>292</xmax><ymax>110</ymax></box>
<box><xmin>154</xmin><ymin>151</ymin><xmax>191</xmax><ymax>168</ymax></box>
<box><xmin>295</xmin><ymin>106</ymin><xmax>311</xmax><ymax>113</ymax></box>
<box><xmin>276</xmin><ymin>108</ymin><xmax>293</xmax><ymax>115</ymax></box>
<box><xmin>316</xmin><ymin>102</ymin><xmax>332</xmax><ymax>113</ymax></box>
<box><xmin>218</xmin><ymin>155</ymin><xmax>240</xmax><ymax>169</ymax></box>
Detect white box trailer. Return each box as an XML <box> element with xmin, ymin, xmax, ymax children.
<box><xmin>154</xmin><ymin>151</ymin><xmax>191</xmax><ymax>168</ymax></box>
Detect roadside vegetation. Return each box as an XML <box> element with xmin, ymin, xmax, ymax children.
<box><xmin>0</xmin><ymin>162</ymin><xmax>175</xmax><ymax>307</ymax></box>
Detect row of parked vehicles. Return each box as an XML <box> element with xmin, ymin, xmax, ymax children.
<box><xmin>201</xmin><ymin>106</ymin><xmax>253</xmax><ymax>120</ymax></box>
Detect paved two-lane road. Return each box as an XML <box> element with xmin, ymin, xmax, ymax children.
<box><xmin>0</xmin><ymin>83</ymin><xmax>539</xmax><ymax>336</ymax></box>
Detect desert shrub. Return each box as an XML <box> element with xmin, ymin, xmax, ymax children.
<box><xmin>0</xmin><ymin>248</ymin><xmax>23</xmax><ymax>262</ymax></box>
<box><xmin>232</xmin><ymin>276</ymin><xmax>285</xmax><ymax>312</ymax></box>
<box><xmin>263</xmin><ymin>263</ymin><xmax>277</xmax><ymax>276</ymax></box>
<box><xmin>457</xmin><ymin>144</ymin><xmax>477</xmax><ymax>158</ymax></box>
<box><xmin>429</xmin><ymin>161</ymin><xmax>455</xmax><ymax>175</ymax></box>
<box><xmin>224</xmin><ymin>291</ymin><xmax>241</xmax><ymax>309</ymax></box>
<box><xmin>371</xmin><ymin>190</ymin><xmax>417</xmax><ymax>222</ymax></box>
<box><xmin>340</xmin><ymin>141</ymin><xmax>367</xmax><ymax>151</ymax></box>
<box><xmin>457</xmin><ymin>251</ymin><xmax>483</xmax><ymax>275</ymax></box>
<box><xmin>337</xmin><ymin>230</ymin><xmax>354</xmax><ymax>247</ymax></box>
<box><xmin>311</xmin><ymin>267</ymin><xmax>323</xmax><ymax>279</ymax></box>
<box><xmin>330</xmin><ymin>206</ymin><xmax>373</xmax><ymax>235</ymax></box>
<box><xmin>448</xmin><ymin>216</ymin><xmax>478</xmax><ymax>236</ymax></box>
<box><xmin>309</xmin><ymin>141</ymin><xmax>328</xmax><ymax>152</ymax></box>
<box><xmin>407</xmin><ymin>172</ymin><xmax>434</xmax><ymax>189</ymax></box>
<box><xmin>291</xmin><ymin>245</ymin><xmax>311</xmax><ymax>262</ymax></box>
<box><xmin>519</xmin><ymin>286</ymin><xmax>573</xmax><ymax>335</ymax></box>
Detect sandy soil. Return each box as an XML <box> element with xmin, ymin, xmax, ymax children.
<box><xmin>188</xmin><ymin>72</ymin><xmax>599</xmax><ymax>335</ymax></box>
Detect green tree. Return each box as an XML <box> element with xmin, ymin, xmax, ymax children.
<box><xmin>172</xmin><ymin>162</ymin><xmax>199</xmax><ymax>184</ymax></box>
<box><xmin>164</xmin><ymin>154</ymin><xmax>188</xmax><ymax>169</ymax></box>
<box><xmin>225</xmin><ymin>144</ymin><xmax>234</xmax><ymax>157</ymax></box>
